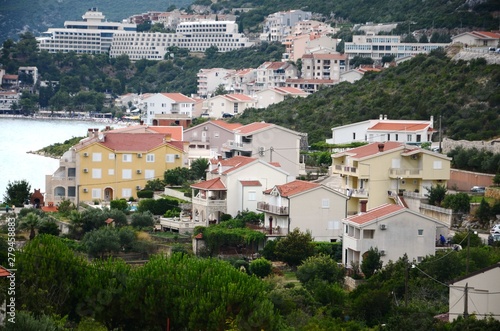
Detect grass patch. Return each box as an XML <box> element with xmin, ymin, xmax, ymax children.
<box><xmin>470</xmin><ymin>196</ymin><xmax>496</xmax><ymax>204</ymax></box>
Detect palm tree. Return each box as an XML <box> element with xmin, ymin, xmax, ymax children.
<box><xmin>21</xmin><ymin>212</ymin><xmax>41</xmax><ymax>240</ymax></box>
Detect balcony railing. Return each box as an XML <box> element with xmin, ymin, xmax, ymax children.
<box><xmin>192</xmin><ymin>196</ymin><xmax>227</xmax><ymax>207</ymax></box>
<box><xmin>389</xmin><ymin>168</ymin><xmax>422</xmax><ymax>178</ymax></box>
<box><xmin>256</xmin><ymin>202</ymin><xmax>289</xmax><ymax>215</ymax></box>
<box><xmin>333</xmin><ymin>164</ymin><xmax>358</xmax><ymax>176</ymax></box>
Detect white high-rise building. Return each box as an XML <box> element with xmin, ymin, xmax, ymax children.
<box><xmin>37</xmin><ymin>8</ymin><xmax>137</xmax><ymax>54</ymax></box>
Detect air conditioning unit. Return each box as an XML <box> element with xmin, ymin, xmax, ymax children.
<box><xmin>380</xmin><ymin>250</ymin><xmax>386</xmax><ymax>256</ymax></box>
<box><xmin>137</xmin><ymin>153</ymin><xmax>143</xmax><ymax>158</ymax></box>
<box><xmin>83</xmin><ymin>168</ymin><xmax>89</xmax><ymax>173</ymax></box>
<box><xmin>83</xmin><ymin>188</ymin><xmax>88</xmax><ymax>193</ymax></box>
<box><xmin>380</xmin><ymin>224</ymin><xmax>387</xmax><ymax>230</ymax></box>
<box><xmin>136</xmin><ymin>170</ymin><xmax>142</xmax><ymax>174</ymax></box>
<box><xmin>136</xmin><ymin>186</ymin><xmax>141</xmax><ymax>190</ymax></box>
<box><xmin>175</xmin><ymin>154</ymin><xmax>180</xmax><ymax>159</ymax></box>
<box><xmin>83</xmin><ymin>152</ymin><xmax>89</xmax><ymax>157</ymax></box>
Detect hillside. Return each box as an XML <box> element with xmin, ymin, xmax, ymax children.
<box><xmin>236</xmin><ymin>49</ymin><xmax>500</xmax><ymax>144</ymax></box>
<box><xmin>0</xmin><ymin>0</ymin><xmax>192</xmax><ymax>43</ymax></box>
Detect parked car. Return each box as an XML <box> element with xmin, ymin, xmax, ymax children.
<box><xmin>491</xmin><ymin>224</ymin><xmax>500</xmax><ymax>234</ymax></box>
<box><xmin>470</xmin><ymin>186</ymin><xmax>485</xmax><ymax>193</ymax></box>
<box><xmin>488</xmin><ymin>234</ymin><xmax>500</xmax><ymax>245</ymax></box>
<box><xmin>489</xmin><ymin>47</ymin><xmax>496</xmax><ymax>52</ymax></box>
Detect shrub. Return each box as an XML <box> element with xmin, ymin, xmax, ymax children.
<box><xmin>249</xmin><ymin>257</ymin><xmax>272</xmax><ymax>278</ymax></box>
<box><xmin>137</xmin><ymin>190</ymin><xmax>154</xmax><ymax>199</ymax></box>
<box><xmin>131</xmin><ymin>211</ymin><xmax>154</xmax><ymax>229</ymax></box>
<box><xmin>110</xmin><ymin>199</ymin><xmax>128</xmax><ymax>211</ymax></box>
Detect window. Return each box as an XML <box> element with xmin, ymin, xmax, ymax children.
<box><xmin>395</xmin><ymin>134</ymin><xmax>399</xmax><ymax>141</ymax></box>
<box><xmin>92</xmin><ymin>169</ymin><xmax>102</xmax><ymax>179</ymax></box>
<box><xmin>363</xmin><ymin>229</ymin><xmax>375</xmax><ymax>239</ymax></box>
<box><xmin>145</xmin><ymin>169</ymin><xmax>155</xmax><ymax>180</ymax></box>
<box><xmin>123</xmin><ymin>154</ymin><xmax>132</xmax><ymax>162</ymax></box>
<box><xmin>92</xmin><ymin>153</ymin><xmax>102</xmax><ymax>162</ymax></box>
<box><xmin>417</xmin><ymin>256</ymin><xmax>424</xmax><ymax>262</ymax></box>
<box><xmin>108</xmin><ymin>169</ymin><xmax>114</xmax><ymax>176</ymax></box>
<box><xmin>165</xmin><ymin>154</ymin><xmax>175</xmax><ymax>163</ymax></box>
<box><xmin>146</xmin><ymin>154</ymin><xmax>155</xmax><ymax>162</ymax></box>
<box><xmin>352</xmin><ymin>132</ymin><xmax>356</xmax><ymax>140</ymax></box>
<box><xmin>122</xmin><ymin>169</ymin><xmax>132</xmax><ymax>179</ymax></box>
<box><xmin>109</xmin><ymin>153</ymin><xmax>115</xmax><ymax>160</ymax></box>
<box><xmin>418</xmin><ymin>229</ymin><xmax>424</xmax><ymax>236</ymax></box>
<box><xmin>416</xmin><ymin>134</ymin><xmax>421</xmax><ymax>142</ymax></box>
<box><xmin>321</xmin><ymin>198</ymin><xmax>330</xmax><ymax>209</ymax></box>
<box><xmin>248</xmin><ymin>191</ymin><xmax>256</xmax><ymax>201</ymax></box>
<box><xmin>122</xmin><ymin>188</ymin><xmax>132</xmax><ymax>199</ymax></box>
<box><xmin>407</xmin><ymin>134</ymin><xmax>412</xmax><ymax>142</ymax></box>
<box><xmin>92</xmin><ymin>188</ymin><xmax>101</xmax><ymax>199</ymax></box>
<box><xmin>433</xmin><ymin>161</ymin><xmax>442</xmax><ymax>169</ymax></box>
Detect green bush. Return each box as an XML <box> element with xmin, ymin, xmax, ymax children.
<box><xmin>130</xmin><ymin>211</ymin><xmax>154</xmax><ymax>229</ymax></box>
<box><xmin>249</xmin><ymin>257</ymin><xmax>272</xmax><ymax>278</ymax></box>
<box><xmin>137</xmin><ymin>190</ymin><xmax>154</xmax><ymax>199</ymax></box>
<box><xmin>110</xmin><ymin>199</ymin><xmax>128</xmax><ymax>211</ymax></box>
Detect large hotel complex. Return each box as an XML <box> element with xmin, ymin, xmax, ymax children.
<box><xmin>37</xmin><ymin>9</ymin><xmax>254</xmax><ymax>60</ymax></box>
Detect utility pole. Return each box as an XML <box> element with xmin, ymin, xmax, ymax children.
<box><xmin>463</xmin><ymin>283</ymin><xmax>469</xmax><ymax>319</ymax></box>
<box><xmin>438</xmin><ymin>114</ymin><xmax>442</xmax><ymax>153</ymax></box>
<box><xmin>466</xmin><ymin>227</ymin><xmax>470</xmax><ymax>274</ymax></box>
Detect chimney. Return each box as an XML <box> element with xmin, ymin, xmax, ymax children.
<box><xmin>140</xmin><ymin>120</ymin><xmax>144</xmax><ymax>125</ymax></box>
<box><xmin>379</xmin><ymin>114</ymin><xmax>383</xmax><ymax>120</ymax></box>
<box><xmin>378</xmin><ymin>143</ymin><xmax>385</xmax><ymax>152</ymax></box>
<box><xmin>105</xmin><ymin>126</ymin><xmax>111</xmax><ymax>131</ymax></box>
<box><xmin>360</xmin><ymin>200</ymin><xmax>368</xmax><ymax>213</ymax></box>
<box><xmin>384</xmin><ymin>114</ymin><xmax>387</xmax><ymax>120</ymax></box>
<box><xmin>87</xmin><ymin>128</ymin><xmax>93</xmax><ymax>137</ymax></box>
<box><xmin>163</xmin><ymin>133</ymin><xmax>172</xmax><ymax>142</ymax></box>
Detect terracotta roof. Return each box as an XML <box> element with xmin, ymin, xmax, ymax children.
<box><xmin>235</xmin><ymin>122</ymin><xmax>273</xmax><ymax>135</ymax></box>
<box><xmin>271</xmin><ymin>87</ymin><xmax>308</xmax><ymax>95</ymax></box>
<box><xmin>160</xmin><ymin>93</ymin><xmax>195</xmax><ymax>103</ymax></box>
<box><xmin>224</xmin><ymin>94</ymin><xmax>255</xmax><ymax>102</ymax></box>
<box><xmin>311</xmin><ymin>53</ymin><xmax>347</xmax><ymax>60</ymax></box>
<box><xmin>105</xmin><ymin>218</ymin><xmax>114</xmax><ymax>224</ymax></box>
<box><xmin>41</xmin><ymin>204</ymin><xmax>58</xmax><ymax>213</ymax></box>
<box><xmin>269</xmin><ymin>162</ymin><xmax>281</xmax><ymax>168</ymax></box>
<box><xmin>240</xmin><ymin>180</ymin><xmax>262</xmax><ymax>187</ymax></box>
<box><xmin>260</xmin><ymin>62</ymin><xmax>287</xmax><ymax>70</ymax></box>
<box><xmin>210</xmin><ymin>120</ymin><xmax>244</xmax><ymax>131</ymax></box>
<box><xmin>347</xmin><ymin>204</ymin><xmax>404</xmax><ymax>225</ymax></box>
<box><xmin>0</xmin><ymin>91</ymin><xmax>18</xmax><ymax>95</ymax></box>
<box><xmin>0</xmin><ymin>266</ymin><xmax>11</xmax><ymax>277</ymax></box>
<box><xmin>191</xmin><ymin>177</ymin><xmax>226</xmax><ymax>190</ymax></box>
<box><xmin>286</xmin><ymin>78</ymin><xmax>335</xmax><ymax>84</ymax></box>
<box><xmin>335</xmin><ymin>141</ymin><xmax>404</xmax><ymax>159</ymax></box>
<box><xmin>369</xmin><ymin>122</ymin><xmax>430</xmax><ymax>132</ymax></box>
<box><xmin>3</xmin><ymin>75</ymin><xmax>18</xmax><ymax>80</ymax></box>
<box><xmin>267</xmin><ymin>180</ymin><xmax>320</xmax><ymax>197</ymax></box>
<box><xmin>194</xmin><ymin>233</ymin><xmax>203</xmax><ymax>239</ymax></box>
<box><xmin>218</xmin><ymin>156</ymin><xmax>257</xmax><ymax>174</ymax></box>
<box><xmin>471</xmin><ymin>31</ymin><xmax>500</xmax><ymax>39</ymax></box>
<box><xmin>148</xmin><ymin>126</ymin><xmax>183</xmax><ymax>141</ymax></box>
<box><xmin>99</xmin><ymin>133</ymin><xmax>178</xmax><ymax>152</ymax></box>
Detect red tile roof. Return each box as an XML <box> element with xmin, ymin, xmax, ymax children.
<box><xmin>369</xmin><ymin>122</ymin><xmax>430</xmax><ymax>132</ymax></box>
<box><xmin>224</xmin><ymin>94</ymin><xmax>255</xmax><ymax>102</ymax></box>
<box><xmin>471</xmin><ymin>31</ymin><xmax>500</xmax><ymax>39</ymax></box>
<box><xmin>3</xmin><ymin>74</ymin><xmax>18</xmax><ymax>80</ymax></box>
<box><xmin>191</xmin><ymin>177</ymin><xmax>226</xmax><ymax>190</ymax></box>
<box><xmin>272</xmin><ymin>87</ymin><xmax>308</xmax><ymax>95</ymax></box>
<box><xmin>240</xmin><ymin>180</ymin><xmax>262</xmax><ymax>187</ymax></box>
<box><xmin>160</xmin><ymin>93</ymin><xmax>195</xmax><ymax>103</ymax></box>
<box><xmin>347</xmin><ymin>204</ymin><xmax>404</xmax><ymax>225</ymax></box>
<box><xmin>99</xmin><ymin>133</ymin><xmax>181</xmax><ymax>152</ymax></box>
<box><xmin>210</xmin><ymin>120</ymin><xmax>244</xmax><ymax>131</ymax></box>
<box><xmin>267</xmin><ymin>180</ymin><xmax>320</xmax><ymax>197</ymax></box>
<box><xmin>148</xmin><ymin>126</ymin><xmax>183</xmax><ymax>141</ymax></box>
<box><xmin>336</xmin><ymin>141</ymin><xmax>404</xmax><ymax>159</ymax></box>
<box><xmin>235</xmin><ymin>122</ymin><xmax>273</xmax><ymax>135</ymax></box>
<box><xmin>41</xmin><ymin>204</ymin><xmax>58</xmax><ymax>213</ymax></box>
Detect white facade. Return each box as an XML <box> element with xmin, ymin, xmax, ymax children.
<box><xmin>451</xmin><ymin>31</ymin><xmax>500</xmax><ymax>47</ymax></box>
<box><xmin>203</xmin><ymin>94</ymin><xmax>256</xmax><ymax>118</ymax></box>
<box><xmin>109</xmin><ymin>32</ymin><xmax>179</xmax><ymax>61</ymax></box>
<box><xmin>255</xmin><ymin>87</ymin><xmax>308</xmax><ymax>109</ymax></box>
<box><xmin>344</xmin><ymin>32</ymin><xmax>449</xmax><ymax>61</ymax></box>
<box><xmin>143</xmin><ymin>93</ymin><xmax>195</xmax><ymax>125</ymax></box>
<box><xmin>342</xmin><ymin>204</ymin><xmax>449</xmax><ymax>267</ymax></box>
<box><xmin>260</xmin><ymin>10</ymin><xmax>312</xmax><ymax>42</ymax></box>
<box><xmin>197</xmin><ymin>68</ymin><xmax>236</xmax><ymax>98</ymax></box>
<box><xmin>254</xmin><ymin>62</ymin><xmax>298</xmax><ymax>92</ymax></box>
<box><xmin>37</xmin><ymin>9</ymin><xmax>137</xmax><ymax>54</ymax></box>
<box><xmin>449</xmin><ymin>264</ymin><xmax>500</xmax><ymax>322</ymax></box>
<box><xmin>301</xmin><ymin>52</ymin><xmax>347</xmax><ymax>81</ymax></box>
<box><xmin>327</xmin><ymin>115</ymin><xmax>435</xmax><ymax>145</ymax></box>
<box><xmin>0</xmin><ymin>91</ymin><xmax>20</xmax><ymax>111</ymax></box>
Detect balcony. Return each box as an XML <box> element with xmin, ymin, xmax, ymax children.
<box><xmin>223</xmin><ymin>140</ymin><xmax>251</xmax><ymax>152</ymax></box>
<box><xmin>192</xmin><ymin>196</ymin><xmax>227</xmax><ymax>208</ymax></box>
<box><xmin>256</xmin><ymin>202</ymin><xmax>289</xmax><ymax>215</ymax></box>
<box><xmin>333</xmin><ymin>164</ymin><xmax>358</xmax><ymax>176</ymax></box>
<box><xmin>389</xmin><ymin>168</ymin><xmax>422</xmax><ymax>178</ymax></box>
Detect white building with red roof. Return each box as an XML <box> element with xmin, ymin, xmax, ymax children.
<box><xmin>254</xmin><ymin>62</ymin><xmax>298</xmax><ymax>93</ymax></box>
<box><xmin>203</xmin><ymin>93</ymin><xmax>257</xmax><ymax>118</ymax></box>
<box><xmin>257</xmin><ymin>180</ymin><xmax>348</xmax><ymax>241</ymax></box>
<box><xmin>255</xmin><ymin>87</ymin><xmax>308</xmax><ymax>108</ymax></box>
<box><xmin>301</xmin><ymin>52</ymin><xmax>347</xmax><ymax>81</ymax></box>
<box><xmin>190</xmin><ymin>155</ymin><xmax>291</xmax><ymax>224</ymax></box>
<box><xmin>142</xmin><ymin>92</ymin><xmax>195</xmax><ymax>125</ymax></box>
<box><xmin>342</xmin><ymin>204</ymin><xmax>449</xmax><ymax>267</ymax></box>
<box><xmin>327</xmin><ymin>114</ymin><xmax>435</xmax><ymax>145</ymax></box>
<box><xmin>451</xmin><ymin>31</ymin><xmax>500</xmax><ymax>47</ymax></box>
<box><xmin>329</xmin><ymin>141</ymin><xmax>451</xmax><ymax>213</ymax></box>
<box><xmin>197</xmin><ymin>68</ymin><xmax>236</xmax><ymax>98</ymax></box>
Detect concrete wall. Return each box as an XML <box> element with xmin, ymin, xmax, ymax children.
<box><xmin>448</xmin><ymin>169</ymin><xmax>494</xmax><ymax>192</ymax></box>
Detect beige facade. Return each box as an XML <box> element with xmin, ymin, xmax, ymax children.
<box><xmin>342</xmin><ymin>204</ymin><xmax>449</xmax><ymax>267</ymax></box>
<box><xmin>203</xmin><ymin>94</ymin><xmax>256</xmax><ymax>118</ymax></box>
<box><xmin>449</xmin><ymin>264</ymin><xmax>500</xmax><ymax>322</ymax></box>
<box><xmin>330</xmin><ymin>142</ymin><xmax>451</xmax><ymax>213</ymax></box>
<box><xmin>258</xmin><ymin>180</ymin><xmax>347</xmax><ymax>242</ymax></box>
<box><xmin>451</xmin><ymin>31</ymin><xmax>500</xmax><ymax>47</ymax></box>
<box><xmin>255</xmin><ymin>87</ymin><xmax>308</xmax><ymax>109</ymax></box>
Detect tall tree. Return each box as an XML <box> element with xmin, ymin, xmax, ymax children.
<box><xmin>275</xmin><ymin>228</ymin><xmax>315</xmax><ymax>267</ymax></box>
<box><xmin>3</xmin><ymin>179</ymin><xmax>31</xmax><ymax>207</ymax></box>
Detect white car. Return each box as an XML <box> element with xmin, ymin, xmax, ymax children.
<box><xmin>491</xmin><ymin>224</ymin><xmax>500</xmax><ymax>234</ymax></box>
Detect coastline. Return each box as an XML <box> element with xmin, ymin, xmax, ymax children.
<box><xmin>0</xmin><ymin>113</ymin><xmax>135</xmax><ymax>125</ymax></box>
